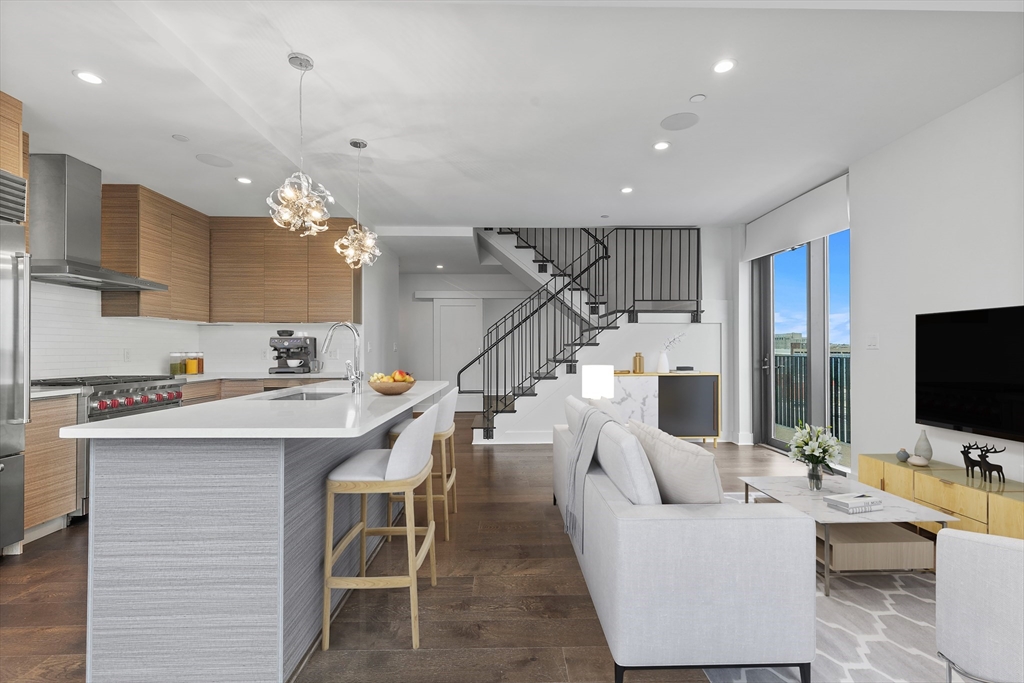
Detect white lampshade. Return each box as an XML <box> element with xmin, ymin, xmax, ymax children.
<box><xmin>581</xmin><ymin>365</ymin><xmax>614</xmax><ymax>400</ymax></box>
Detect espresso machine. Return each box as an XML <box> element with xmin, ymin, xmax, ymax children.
<box><xmin>269</xmin><ymin>331</ymin><xmax>319</xmax><ymax>374</ymax></box>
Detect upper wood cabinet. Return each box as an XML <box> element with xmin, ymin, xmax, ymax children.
<box><xmin>209</xmin><ymin>217</ymin><xmax>360</xmax><ymax>324</ymax></box>
<box><xmin>0</xmin><ymin>91</ymin><xmax>24</xmax><ymax>178</ymax></box>
<box><xmin>101</xmin><ymin>185</ymin><xmax>210</xmax><ymax>321</ymax></box>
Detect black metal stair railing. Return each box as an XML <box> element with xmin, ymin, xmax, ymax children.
<box><xmin>461</xmin><ymin>227</ymin><xmax>701</xmax><ymax>438</ymax></box>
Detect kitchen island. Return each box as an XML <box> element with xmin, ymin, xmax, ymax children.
<box><xmin>60</xmin><ymin>380</ymin><xmax>448</xmax><ymax>683</ymax></box>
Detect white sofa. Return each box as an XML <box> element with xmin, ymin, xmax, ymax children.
<box><xmin>936</xmin><ymin>528</ymin><xmax>1024</xmax><ymax>683</ymax></box>
<box><xmin>553</xmin><ymin>397</ymin><xmax>817</xmax><ymax>683</ymax></box>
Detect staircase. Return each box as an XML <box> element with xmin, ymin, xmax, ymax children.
<box><xmin>459</xmin><ymin>227</ymin><xmax>701</xmax><ymax>440</ymax></box>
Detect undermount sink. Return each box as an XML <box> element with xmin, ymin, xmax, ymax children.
<box><xmin>270</xmin><ymin>391</ymin><xmax>347</xmax><ymax>402</ymax></box>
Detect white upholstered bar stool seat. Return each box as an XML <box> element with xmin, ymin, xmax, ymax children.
<box><xmin>389</xmin><ymin>388</ymin><xmax>459</xmax><ymax>541</ymax></box>
<box><xmin>321</xmin><ymin>405</ymin><xmax>439</xmax><ymax>651</ymax></box>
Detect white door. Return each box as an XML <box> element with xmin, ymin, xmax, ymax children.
<box><xmin>433</xmin><ymin>299</ymin><xmax>483</xmax><ymax>411</ymax></box>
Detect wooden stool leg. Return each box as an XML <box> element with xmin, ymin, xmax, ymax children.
<box><xmin>321</xmin><ymin>488</ymin><xmax>335</xmax><ymax>651</ymax></box>
<box><xmin>404</xmin><ymin>488</ymin><xmax>420</xmax><ymax>649</ymax></box>
<box><xmin>359</xmin><ymin>493</ymin><xmax>367</xmax><ymax>577</ymax></box>
<box><xmin>439</xmin><ymin>437</ymin><xmax>450</xmax><ymax>541</ymax></box>
<box><xmin>449</xmin><ymin>433</ymin><xmax>458</xmax><ymax>514</ymax></box>
<box><xmin>424</xmin><ymin>467</ymin><xmax>438</xmax><ymax>586</ymax></box>
<box><xmin>387</xmin><ymin>433</ymin><xmax>398</xmax><ymax>543</ymax></box>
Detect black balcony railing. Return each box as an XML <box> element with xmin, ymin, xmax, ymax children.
<box><xmin>773</xmin><ymin>353</ymin><xmax>851</xmax><ymax>444</ymax></box>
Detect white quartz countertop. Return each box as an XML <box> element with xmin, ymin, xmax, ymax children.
<box><xmin>175</xmin><ymin>372</ymin><xmax>350</xmax><ymax>382</ymax></box>
<box><xmin>31</xmin><ymin>386</ymin><xmax>83</xmax><ymax>399</ymax></box>
<box><xmin>60</xmin><ymin>380</ymin><xmax>448</xmax><ymax>440</ymax></box>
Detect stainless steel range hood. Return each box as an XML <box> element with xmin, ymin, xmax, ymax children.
<box><xmin>28</xmin><ymin>155</ymin><xmax>168</xmax><ymax>292</ymax></box>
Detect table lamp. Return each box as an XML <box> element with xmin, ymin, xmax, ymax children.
<box><xmin>581</xmin><ymin>365</ymin><xmax>614</xmax><ymax>400</ymax></box>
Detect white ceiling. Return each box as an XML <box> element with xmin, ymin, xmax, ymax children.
<box><xmin>2</xmin><ymin>1</ymin><xmax>1022</xmax><ymax>244</ymax></box>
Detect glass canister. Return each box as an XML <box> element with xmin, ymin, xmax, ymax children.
<box><xmin>185</xmin><ymin>352</ymin><xmax>199</xmax><ymax>375</ymax></box>
<box><xmin>170</xmin><ymin>352</ymin><xmax>184</xmax><ymax>375</ymax></box>
<box><xmin>197</xmin><ymin>352</ymin><xmax>204</xmax><ymax>375</ymax></box>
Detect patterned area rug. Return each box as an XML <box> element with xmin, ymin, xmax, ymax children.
<box><xmin>703</xmin><ymin>573</ymin><xmax>962</xmax><ymax>683</ymax></box>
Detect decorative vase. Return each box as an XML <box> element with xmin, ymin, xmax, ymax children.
<box><xmin>807</xmin><ymin>463</ymin><xmax>823</xmax><ymax>491</ymax></box>
<box><xmin>657</xmin><ymin>351</ymin><xmax>670</xmax><ymax>374</ymax></box>
<box><xmin>914</xmin><ymin>430</ymin><xmax>933</xmax><ymax>462</ymax></box>
<box><xmin>896</xmin><ymin>448</ymin><xmax>910</xmax><ymax>462</ymax></box>
<box><xmin>632</xmin><ymin>352</ymin><xmax>645</xmax><ymax>374</ymax></box>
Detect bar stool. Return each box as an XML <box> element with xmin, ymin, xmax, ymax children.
<box><xmin>388</xmin><ymin>387</ymin><xmax>459</xmax><ymax>541</ymax></box>
<box><xmin>322</xmin><ymin>404</ymin><xmax>439</xmax><ymax>650</ymax></box>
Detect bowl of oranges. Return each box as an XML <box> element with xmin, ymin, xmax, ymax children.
<box><xmin>368</xmin><ymin>370</ymin><xmax>416</xmax><ymax>395</ymax></box>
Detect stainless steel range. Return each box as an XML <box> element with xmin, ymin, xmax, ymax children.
<box><xmin>32</xmin><ymin>374</ymin><xmax>185</xmax><ymax>515</ymax></box>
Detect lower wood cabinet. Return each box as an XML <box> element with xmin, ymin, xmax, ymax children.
<box><xmin>181</xmin><ymin>380</ymin><xmax>222</xmax><ymax>406</ymax></box>
<box><xmin>25</xmin><ymin>396</ymin><xmax>79</xmax><ymax>529</ymax></box>
<box><xmin>858</xmin><ymin>453</ymin><xmax>1023</xmax><ymax>540</ymax></box>
<box><xmin>219</xmin><ymin>380</ymin><xmax>266</xmax><ymax>399</ymax></box>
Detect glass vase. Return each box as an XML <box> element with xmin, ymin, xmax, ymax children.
<box><xmin>807</xmin><ymin>463</ymin><xmax>823</xmax><ymax>491</ymax></box>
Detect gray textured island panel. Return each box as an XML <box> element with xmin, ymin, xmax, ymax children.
<box><xmin>88</xmin><ymin>439</ymin><xmax>284</xmax><ymax>683</ymax></box>
<box><xmin>281</xmin><ymin>415</ymin><xmax>403</xmax><ymax>678</ymax></box>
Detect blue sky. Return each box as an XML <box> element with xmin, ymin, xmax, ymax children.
<box><xmin>773</xmin><ymin>230</ymin><xmax>850</xmax><ymax>345</ymax></box>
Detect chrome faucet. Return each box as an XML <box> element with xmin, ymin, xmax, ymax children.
<box><xmin>322</xmin><ymin>322</ymin><xmax>362</xmax><ymax>393</ymax></box>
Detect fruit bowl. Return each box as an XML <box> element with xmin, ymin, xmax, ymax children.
<box><xmin>368</xmin><ymin>380</ymin><xmax>415</xmax><ymax>395</ymax></box>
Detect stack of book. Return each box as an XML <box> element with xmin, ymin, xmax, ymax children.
<box><xmin>824</xmin><ymin>492</ymin><xmax>883</xmax><ymax>515</ymax></box>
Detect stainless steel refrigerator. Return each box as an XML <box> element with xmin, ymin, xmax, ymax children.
<box><xmin>1</xmin><ymin>216</ymin><xmax>30</xmax><ymax>549</ymax></box>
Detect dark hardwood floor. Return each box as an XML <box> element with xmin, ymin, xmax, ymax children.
<box><xmin>0</xmin><ymin>416</ymin><xmax>805</xmax><ymax>683</ymax></box>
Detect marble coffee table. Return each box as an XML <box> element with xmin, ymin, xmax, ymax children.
<box><xmin>740</xmin><ymin>475</ymin><xmax>957</xmax><ymax>596</ymax></box>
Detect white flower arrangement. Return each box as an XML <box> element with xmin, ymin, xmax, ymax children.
<box><xmin>662</xmin><ymin>328</ymin><xmax>690</xmax><ymax>351</ymax></box>
<box><xmin>788</xmin><ymin>422</ymin><xmax>841</xmax><ymax>470</ymax></box>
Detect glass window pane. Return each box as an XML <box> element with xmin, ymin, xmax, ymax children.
<box><xmin>828</xmin><ymin>230</ymin><xmax>852</xmax><ymax>467</ymax></box>
<box><xmin>772</xmin><ymin>245</ymin><xmax>808</xmax><ymax>444</ymax></box>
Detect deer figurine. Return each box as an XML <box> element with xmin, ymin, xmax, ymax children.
<box><xmin>976</xmin><ymin>444</ymin><xmax>1007</xmax><ymax>484</ymax></box>
<box><xmin>960</xmin><ymin>442</ymin><xmax>984</xmax><ymax>478</ymax></box>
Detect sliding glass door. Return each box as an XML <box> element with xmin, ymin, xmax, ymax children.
<box><xmin>754</xmin><ymin>229</ymin><xmax>852</xmax><ymax>468</ymax></box>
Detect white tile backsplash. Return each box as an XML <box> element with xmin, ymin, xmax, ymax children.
<box><xmin>30</xmin><ymin>283</ymin><xmax>359</xmax><ymax>379</ymax></box>
<box><xmin>30</xmin><ymin>283</ymin><xmax>199</xmax><ymax>379</ymax></box>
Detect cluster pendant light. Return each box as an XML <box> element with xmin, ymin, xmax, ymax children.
<box><xmin>267</xmin><ymin>53</ymin><xmax>335</xmax><ymax>237</ymax></box>
<box><xmin>335</xmin><ymin>139</ymin><xmax>380</xmax><ymax>269</ymax></box>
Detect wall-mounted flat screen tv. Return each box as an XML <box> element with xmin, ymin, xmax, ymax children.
<box><xmin>916</xmin><ymin>305</ymin><xmax>1024</xmax><ymax>442</ymax></box>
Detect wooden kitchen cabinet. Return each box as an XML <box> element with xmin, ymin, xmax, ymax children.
<box><xmin>209</xmin><ymin>217</ymin><xmax>360</xmax><ymax>324</ymax></box>
<box><xmin>210</xmin><ymin>217</ymin><xmax>266</xmax><ymax>323</ymax></box>
<box><xmin>181</xmin><ymin>380</ymin><xmax>222</xmax><ymax>406</ymax></box>
<box><xmin>0</xmin><ymin>91</ymin><xmax>24</xmax><ymax>178</ymax></box>
<box><xmin>265</xmin><ymin>224</ymin><xmax>308</xmax><ymax>323</ymax></box>
<box><xmin>24</xmin><ymin>396</ymin><xmax>79</xmax><ymax>529</ymax></box>
<box><xmin>220</xmin><ymin>380</ymin><xmax>265</xmax><ymax>398</ymax></box>
<box><xmin>101</xmin><ymin>185</ymin><xmax>210</xmax><ymax>322</ymax></box>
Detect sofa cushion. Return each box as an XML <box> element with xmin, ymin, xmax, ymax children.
<box><xmin>595</xmin><ymin>422</ymin><xmax>662</xmax><ymax>506</ymax></box>
<box><xmin>628</xmin><ymin>420</ymin><xmax>724</xmax><ymax>504</ymax></box>
<box><xmin>565</xmin><ymin>395</ymin><xmax>587</xmax><ymax>436</ymax></box>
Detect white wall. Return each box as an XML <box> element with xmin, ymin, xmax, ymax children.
<box><xmin>30</xmin><ymin>282</ymin><xmax>199</xmax><ymax>379</ymax></box>
<box><xmin>398</xmin><ymin>273</ymin><xmax>529</xmax><ymax>380</ymax></box>
<box><xmin>849</xmin><ymin>73</ymin><xmax>1024</xmax><ymax>481</ymax></box>
<box><xmin>197</xmin><ymin>323</ymin><xmax>357</xmax><ymax>375</ymax></box>
<box><xmin>360</xmin><ymin>240</ymin><xmax>400</xmax><ymax>378</ymax></box>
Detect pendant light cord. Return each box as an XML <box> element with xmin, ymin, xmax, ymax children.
<box><xmin>355</xmin><ymin>145</ymin><xmax>362</xmax><ymax>228</ymax></box>
<box><xmin>298</xmin><ymin>70</ymin><xmax>306</xmax><ymax>173</ymax></box>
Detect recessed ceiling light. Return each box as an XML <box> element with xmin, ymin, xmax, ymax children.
<box><xmin>236</xmin><ymin>177</ymin><xmax>252</xmax><ymax>184</ymax></box>
<box><xmin>171</xmin><ymin>134</ymin><xmax>190</xmax><ymax>142</ymax></box>
<box><xmin>690</xmin><ymin>94</ymin><xmax>707</xmax><ymax>103</ymax></box>
<box><xmin>660</xmin><ymin>112</ymin><xmax>700</xmax><ymax>131</ymax></box>
<box><xmin>621</xmin><ymin>187</ymin><xmax>633</xmax><ymax>194</ymax></box>
<box><xmin>653</xmin><ymin>141</ymin><xmax>670</xmax><ymax>151</ymax></box>
<box><xmin>600</xmin><ymin>215</ymin><xmax>610</xmax><ymax>219</ymax></box>
<box><xmin>73</xmin><ymin>70</ymin><xmax>103</xmax><ymax>85</ymax></box>
<box><xmin>196</xmin><ymin>153</ymin><xmax>233</xmax><ymax>168</ymax></box>
<box><xmin>436</xmin><ymin>264</ymin><xmax>444</xmax><ymax>269</ymax></box>
<box><xmin>713</xmin><ymin>59</ymin><xmax>736</xmax><ymax>73</ymax></box>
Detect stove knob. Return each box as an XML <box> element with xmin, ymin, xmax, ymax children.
<box><xmin>173</xmin><ymin>390</ymin><xmax>183</xmax><ymax>400</ymax></box>
<box><xmin>124</xmin><ymin>396</ymin><xmax>135</xmax><ymax>406</ymax></box>
<box><xmin>140</xmin><ymin>395</ymin><xmax>150</xmax><ymax>404</ymax></box>
<box><xmin>110</xmin><ymin>398</ymin><xmax>120</xmax><ymax>409</ymax></box>
<box><xmin>96</xmin><ymin>399</ymin><xmax>109</xmax><ymax>410</ymax></box>
<box><xmin>154</xmin><ymin>393</ymin><xmax>164</xmax><ymax>401</ymax></box>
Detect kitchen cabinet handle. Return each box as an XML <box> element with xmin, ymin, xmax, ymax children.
<box><xmin>11</xmin><ymin>253</ymin><xmax>31</xmax><ymax>425</ymax></box>
<box><xmin>940</xmin><ymin>479</ymin><xmax>954</xmax><ymax>486</ymax></box>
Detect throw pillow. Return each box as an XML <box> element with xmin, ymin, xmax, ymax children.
<box><xmin>595</xmin><ymin>423</ymin><xmax>662</xmax><ymax>505</ymax></box>
<box><xmin>628</xmin><ymin>420</ymin><xmax>724</xmax><ymax>504</ymax></box>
